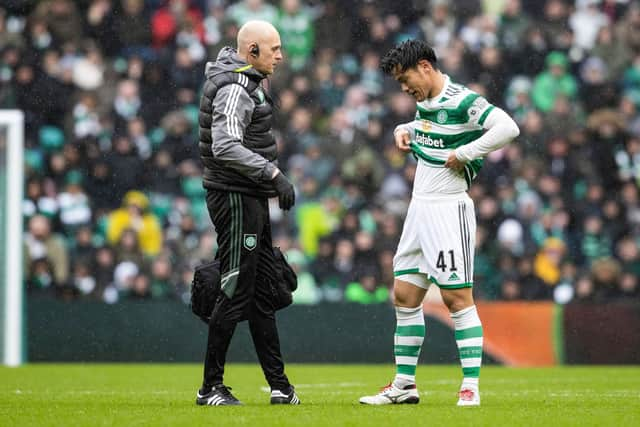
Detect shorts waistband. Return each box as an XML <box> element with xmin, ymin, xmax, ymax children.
<box><xmin>411</xmin><ymin>191</ymin><xmax>470</xmax><ymax>202</ymax></box>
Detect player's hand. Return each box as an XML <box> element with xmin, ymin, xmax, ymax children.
<box><xmin>272</xmin><ymin>171</ymin><xmax>295</xmax><ymax>211</ymax></box>
<box><xmin>445</xmin><ymin>151</ymin><xmax>465</xmax><ymax>172</ymax></box>
<box><xmin>394</xmin><ymin>129</ymin><xmax>411</xmax><ymax>153</ymax></box>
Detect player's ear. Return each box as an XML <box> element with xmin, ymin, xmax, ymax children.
<box><xmin>250</xmin><ymin>43</ymin><xmax>260</xmax><ymax>58</ymax></box>
<box><xmin>418</xmin><ymin>59</ymin><xmax>432</xmax><ymax>72</ymax></box>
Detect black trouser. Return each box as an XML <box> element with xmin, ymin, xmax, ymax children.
<box><xmin>202</xmin><ymin>189</ymin><xmax>290</xmax><ymax>391</ymax></box>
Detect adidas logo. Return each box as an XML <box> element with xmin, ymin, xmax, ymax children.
<box><xmin>448</xmin><ymin>272</ymin><xmax>460</xmax><ymax>281</ymax></box>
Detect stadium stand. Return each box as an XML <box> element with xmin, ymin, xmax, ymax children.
<box><xmin>1</xmin><ymin>0</ymin><xmax>639</xmax><ymax>305</ymax></box>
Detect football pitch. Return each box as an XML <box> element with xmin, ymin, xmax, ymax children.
<box><xmin>1</xmin><ymin>364</ymin><xmax>638</xmax><ymax>426</ymax></box>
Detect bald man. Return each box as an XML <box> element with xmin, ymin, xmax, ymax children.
<box><xmin>195</xmin><ymin>20</ymin><xmax>299</xmax><ymax>406</ymax></box>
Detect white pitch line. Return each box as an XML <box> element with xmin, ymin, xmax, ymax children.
<box><xmin>10</xmin><ymin>390</ymin><xmax>175</xmax><ymax>396</ymax></box>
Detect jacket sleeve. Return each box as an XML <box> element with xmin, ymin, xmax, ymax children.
<box><xmin>210</xmin><ymin>83</ymin><xmax>277</xmax><ymax>183</ymax></box>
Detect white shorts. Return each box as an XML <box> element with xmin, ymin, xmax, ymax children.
<box><xmin>393</xmin><ymin>194</ymin><xmax>476</xmax><ymax>290</ymax></box>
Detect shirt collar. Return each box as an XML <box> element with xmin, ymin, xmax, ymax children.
<box><xmin>420</xmin><ymin>74</ymin><xmax>450</xmax><ymax>107</ymax></box>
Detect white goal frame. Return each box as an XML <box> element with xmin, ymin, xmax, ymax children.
<box><xmin>0</xmin><ymin>110</ymin><xmax>24</xmax><ymax>366</ymax></box>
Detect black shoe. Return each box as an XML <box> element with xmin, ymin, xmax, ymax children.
<box><xmin>196</xmin><ymin>384</ymin><xmax>242</xmax><ymax>406</ymax></box>
<box><xmin>270</xmin><ymin>386</ymin><xmax>301</xmax><ymax>404</ymax></box>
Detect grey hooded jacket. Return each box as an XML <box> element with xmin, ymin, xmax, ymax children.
<box><xmin>198</xmin><ymin>47</ymin><xmax>278</xmax><ymax>197</ymax></box>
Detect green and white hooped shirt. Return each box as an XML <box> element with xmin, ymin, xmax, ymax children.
<box><xmin>398</xmin><ymin>75</ymin><xmax>495</xmax><ymax>197</ymax></box>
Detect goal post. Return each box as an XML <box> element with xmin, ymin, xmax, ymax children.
<box><xmin>0</xmin><ymin>110</ymin><xmax>25</xmax><ymax>366</ymax></box>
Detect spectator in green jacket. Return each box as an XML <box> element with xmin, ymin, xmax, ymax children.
<box><xmin>531</xmin><ymin>51</ymin><xmax>578</xmax><ymax>112</ymax></box>
<box><xmin>277</xmin><ymin>0</ymin><xmax>315</xmax><ymax>71</ymax></box>
<box><xmin>344</xmin><ymin>266</ymin><xmax>389</xmax><ymax>304</ymax></box>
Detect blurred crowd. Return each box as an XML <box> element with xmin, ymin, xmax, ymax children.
<box><xmin>2</xmin><ymin>0</ymin><xmax>639</xmax><ymax>305</ymax></box>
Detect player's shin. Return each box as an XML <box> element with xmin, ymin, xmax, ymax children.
<box><xmin>393</xmin><ymin>306</ymin><xmax>425</xmax><ymax>389</ymax></box>
<box><xmin>451</xmin><ymin>305</ymin><xmax>483</xmax><ymax>390</ymax></box>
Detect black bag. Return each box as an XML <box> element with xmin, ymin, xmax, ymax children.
<box><xmin>190</xmin><ymin>247</ymin><xmax>297</xmax><ymax>324</ymax></box>
<box><xmin>271</xmin><ymin>247</ymin><xmax>298</xmax><ymax>310</ymax></box>
<box><xmin>190</xmin><ymin>259</ymin><xmax>221</xmax><ymax>324</ymax></box>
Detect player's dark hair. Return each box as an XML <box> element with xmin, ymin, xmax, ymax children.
<box><xmin>380</xmin><ymin>39</ymin><xmax>438</xmax><ymax>75</ymax></box>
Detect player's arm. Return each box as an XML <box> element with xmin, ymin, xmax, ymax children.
<box><xmin>393</xmin><ymin>122</ymin><xmax>415</xmax><ymax>152</ymax></box>
<box><xmin>445</xmin><ymin>106</ymin><xmax>520</xmax><ymax>171</ymax></box>
<box><xmin>211</xmin><ymin>83</ymin><xmax>277</xmax><ymax>183</ymax></box>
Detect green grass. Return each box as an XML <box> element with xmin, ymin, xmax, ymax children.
<box><xmin>1</xmin><ymin>364</ymin><xmax>639</xmax><ymax>426</ymax></box>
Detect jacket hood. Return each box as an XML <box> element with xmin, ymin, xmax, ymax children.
<box><xmin>205</xmin><ymin>46</ymin><xmax>265</xmax><ymax>80</ymax></box>
<box><xmin>123</xmin><ymin>190</ymin><xmax>149</xmax><ymax>210</ymax></box>
<box><xmin>545</xmin><ymin>51</ymin><xmax>568</xmax><ymax>69</ymax></box>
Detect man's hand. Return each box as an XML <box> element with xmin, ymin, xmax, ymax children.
<box><xmin>272</xmin><ymin>171</ymin><xmax>295</xmax><ymax>211</ymax></box>
<box><xmin>445</xmin><ymin>151</ymin><xmax>465</xmax><ymax>173</ymax></box>
<box><xmin>394</xmin><ymin>128</ymin><xmax>411</xmax><ymax>152</ymax></box>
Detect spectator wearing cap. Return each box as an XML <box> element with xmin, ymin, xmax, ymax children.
<box><xmin>106</xmin><ymin>190</ymin><xmax>162</xmax><ymax>257</ymax></box>
<box><xmin>533</xmin><ymin>237</ymin><xmax>566</xmax><ymax>287</ymax></box>
<box><xmin>531</xmin><ymin>51</ymin><xmax>578</xmax><ymax>112</ymax></box>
